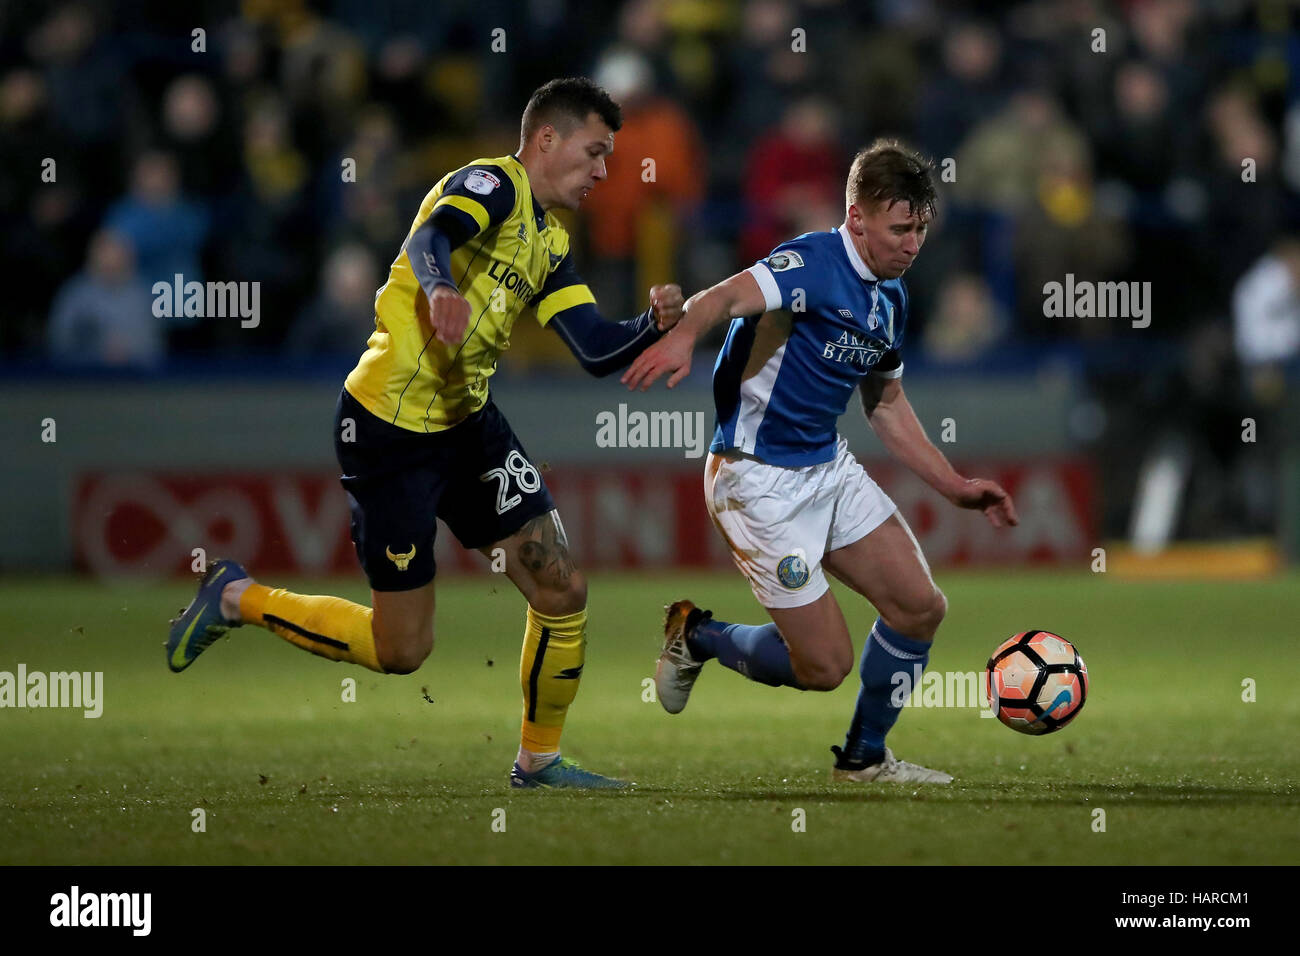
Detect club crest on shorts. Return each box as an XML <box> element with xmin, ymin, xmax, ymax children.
<box><xmin>385</xmin><ymin>544</ymin><xmax>416</xmax><ymax>571</ymax></box>
<box><xmin>777</xmin><ymin>553</ymin><xmax>810</xmax><ymax>589</ymax></box>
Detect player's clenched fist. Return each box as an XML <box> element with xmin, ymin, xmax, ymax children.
<box><xmin>649</xmin><ymin>284</ymin><xmax>684</xmax><ymax>332</ymax></box>
<box><xmin>429</xmin><ymin>284</ymin><xmax>472</xmax><ymax>345</ymax></box>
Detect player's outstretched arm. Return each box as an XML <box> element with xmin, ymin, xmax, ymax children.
<box><xmin>860</xmin><ymin>376</ymin><xmax>1019</xmax><ymax>528</ymax></box>
<box><xmin>545</xmin><ymin>284</ymin><xmax>684</xmax><ymax>378</ymax></box>
<box><xmin>621</xmin><ymin>269</ymin><xmax>767</xmax><ymax>391</ymax></box>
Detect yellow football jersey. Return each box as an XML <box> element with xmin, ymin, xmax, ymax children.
<box><xmin>344</xmin><ymin>154</ymin><xmax>594</xmax><ymax>433</ymax></box>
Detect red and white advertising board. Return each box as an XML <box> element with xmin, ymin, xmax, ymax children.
<box><xmin>73</xmin><ymin>459</ymin><xmax>1095</xmax><ymax>577</ymax></box>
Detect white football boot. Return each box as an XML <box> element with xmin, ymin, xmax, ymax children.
<box><xmin>655</xmin><ymin>600</ymin><xmax>708</xmax><ymax>714</ymax></box>
<box><xmin>830</xmin><ymin>745</ymin><xmax>954</xmax><ymax>784</ymax></box>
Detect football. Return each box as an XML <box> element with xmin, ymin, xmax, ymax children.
<box><xmin>985</xmin><ymin>630</ymin><xmax>1089</xmax><ymax>735</ymax></box>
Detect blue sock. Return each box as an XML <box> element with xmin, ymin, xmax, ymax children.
<box><xmin>840</xmin><ymin>619</ymin><xmax>932</xmax><ymax>766</ymax></box>
<box><xmin>688</xmin><ymin>617</ymin><xmax>800</xmax><ymax>688</ymax></box>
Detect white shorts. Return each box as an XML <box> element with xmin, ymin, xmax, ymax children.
<box><xmin>704</xmin><ymin>437</ymin><xmax>897</xmax><ymax>609</ymax></box>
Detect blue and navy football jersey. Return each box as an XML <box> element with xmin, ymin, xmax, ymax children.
<box><xmin>710</xmin><ymin>225</ymin><xmax>909</xmax><ymax>466</ymax></box>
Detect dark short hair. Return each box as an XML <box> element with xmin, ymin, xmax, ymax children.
<box><xmin>846</xmin><ymin>138</ymin><xmax>938</xmax><ymax>221</ymax></box>
<box><xmin>520</xmin><ymin>77</ymin><xmax>623</xmax><ymax>143</ymax></box>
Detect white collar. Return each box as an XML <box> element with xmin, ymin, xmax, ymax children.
<box><xmin>838</xmin><ymin>223</ymin><xmax>878</xmax><ymax>282</ymax></box>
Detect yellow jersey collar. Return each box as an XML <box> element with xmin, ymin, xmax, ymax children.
<box><xmin>510</xmin><ymin>153</ymin><xmax>548</xmax><ymax>228</ymax></box>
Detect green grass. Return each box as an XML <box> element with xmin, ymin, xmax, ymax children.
<box><xmin>1</xmin><ymin>570</ymin><xmax>1297</xmax><ymax>864</ymax></box>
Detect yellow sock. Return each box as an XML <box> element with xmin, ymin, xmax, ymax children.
<box><xmin>519</xmin><ymin>606</ymin><xmax>586</xmax><ymax>753</ymax></box>
<box><xmin>240</xmin><ymin>583</ymin><xmax>384</xmax><ymax>672</ymax></box>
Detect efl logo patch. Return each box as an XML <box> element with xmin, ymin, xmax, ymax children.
<box><xmin>465</xmin><ymin>169</ymin><xmax>500</xmax><ymax>195</ymax></box>
<box><xmin>777</xmin><ymin>553</ymin><xmax>810</xmax><ymax>589</ymax></box>
<box><xmin>767</xmin><ymin>251</ymin><xmax>804</xmax><ymax>273</ymax></box>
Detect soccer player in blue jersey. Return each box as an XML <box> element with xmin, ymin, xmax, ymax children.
<box><xmin>623</xmin><ymin>139</ymin><xmax>1018</xmax><ymax>783</ymax></box>
<box><xmin>166</xmin><ymin>78</ymin><xmax>685</xmax><ymax>789</ymax></box>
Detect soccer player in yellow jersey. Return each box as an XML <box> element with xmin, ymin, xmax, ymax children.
<box><xmin>166</xmin><ymin>77</ymin><xmax>684</xmax><ymax>788</ymax></box>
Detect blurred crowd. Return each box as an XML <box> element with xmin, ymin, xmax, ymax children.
<box><xmin>2</xmin><ymin>0</ymin><xmax>1298</xmax><ymax>388</ymax></box>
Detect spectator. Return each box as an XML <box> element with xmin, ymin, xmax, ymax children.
<box><xmin>205</xmin><ymin>97</ymin><xmax>313</xmax><ymax>348</ymax></box>
<box><xmin>1231</xmin><ymin>237</ymin><xmax>1299</xmax><ymax>533</ymax></box>
<box><xmin>953</xmin><ymin>87</ymin><xmax>1090</xmax><ymax>217</ymax></box>
<box><xmin>160</xmin><ymin>75</ymin><xmax>240</xmax><ymax>197</ymax></box>
<box><xmin>915</xmin><ymin>21</ymin><xmax>1010</xmax><ymax>160</ymax></box>
<box><xmin>285</xmin><ymin>243</ymin><xmax>381</xmax><ymax>356</ymax></box>
<box><xmin>1012</xmin><ymin>132</ymin><xmax>1133</xmax><ymax>338</ymax></box>
<box><xmin>26</xmin><ymin>2</ymin><xmax>129</xmax><ymax>199</ymax></box>
<box><xmin>580</xmin><ymin>48</ymin><xmax>705</xmax><ymax>317</ymax></box>
<box><xmin>1233</xmin><ymin>236</ymin><xmax>1300</xmax><ymax>374</ymax></box>
<box><xmin>47</xmin><ymin>230</ymin><xmax>160</xmax><ymax>367</ymax></box>
<box><xmin>740</xmin><ymin>95</ymin><xmax>842</xmax><ymax>264</ymax></box>
<box><xmin>1196</xmin><ymin>85</ymin><xmax>1286</xmax><ymax>305</ymax></box>
<box><xmin>103</xmin><ymin>151</ymin><xmax>210</xmax><ymax>309</ymax></box>
<box><xmin>332</xmin><ymin>106</ymin><xmax>405</xmax><ymax>261</ymax></box>
<box><xmin>1095</xmin><ymin>61</ymin><xmax>1183</xmax><ymax>194</ymax></box>
<box><xmin>922</xmin><ymin>273</ymin><xmax>1008</xmax><ymax>362</ymax></box>
<box><xmin>722</xmin><ymin>0</ymin><xmax>811</xmax><ymax>151</ymax></box>
<box><xmin>0</xmin><ymin>68</ymin><xmax>93</xmax><ymax>348</ymax></box>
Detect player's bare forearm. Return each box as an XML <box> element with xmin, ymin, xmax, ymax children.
<box><xmin>861</xmin><ymin>377</ymin><xmax>1019</xmax><ymax>527</ymax></box>
<box><xmin>676</xmin><ymin>278</ymin><xmax>748</xmax><ymax>341</ymax></box>
<box><xmin>621</xmin><ymin>270</ymin><xmax>766</xmax><ymax>390</ymax></box>
<box><xmin>863</xmin><ymin>379</ymin><xmax>962</xmax><ymax>498</ymax></box>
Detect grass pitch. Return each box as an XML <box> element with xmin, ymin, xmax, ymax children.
<box><xmin>2</xmin><ymin>569</ymin><xmax>1297</xmax><ymax>865</ymax></box>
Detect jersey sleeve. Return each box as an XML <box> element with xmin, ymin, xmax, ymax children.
<box><xmin>547</xmin><ymin>303</ymin><xmax>662</xmax><ymax>376</ymax></box>
<box><xmin>407</xmin><ymin>164</ymin><xmax>517</xmax><ymax>299</ymax></box>
<box><xmin>743</xmin><ymin>242</ymin><xmax>817</xmax><ymax>314</ymax></box>
<box><xmin>429</xmin><ymin>164</ymin><xmax>516</xmax><ymax>240</ymax></box>
<box><xmin>529</xmin><ymin>252</ymin><xmax>597</xmax><ymax>327</ymax></box>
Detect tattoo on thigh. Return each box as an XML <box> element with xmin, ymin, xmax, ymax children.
<box><xmin>517</xmin><ymin>512</ymin><xmax>574</xmax><ymax>587</ymax></box>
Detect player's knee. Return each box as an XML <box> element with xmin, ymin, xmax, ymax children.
<box><xmin>884</xmin><ymin>586</ymin><xmax>946</xmax><ymax>641</ymax></box>
<box><xmin>795</xmin><ymin>652</ymin><xmax>853</xmax><ymax>692</ymax></box>
<box><xmin>924</xmin><ymin>587</ymin><xmax>948</xmax><ymax>636</ymax></box>
<box><xmin>374</xmin><ymin>620</ymin><xmax>434</xmax><ymax>674</ymax></box>
<box><xmin>377</xmin><ymin>640</ymin><xmax>431</xmax><ymax>675</ymax></box>
<box><xmin>908</xmin><ymin>587</ymin><xmax>947</xmax><ymax>640</ymax></box>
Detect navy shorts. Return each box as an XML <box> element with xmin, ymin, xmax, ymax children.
<box><xmin>334</xmin><ymin>387</ymin><xmax>556</xmax><ymax>591</ymax></box>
